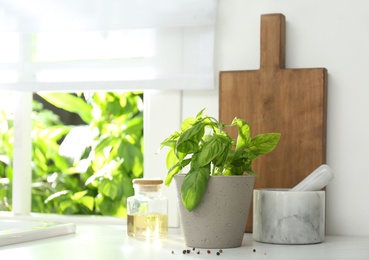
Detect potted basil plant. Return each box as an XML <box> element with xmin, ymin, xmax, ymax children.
<box><xmin>160</xmin><ymin>109</ymin><xmax>280</xmax><ymax>248</ymax></box>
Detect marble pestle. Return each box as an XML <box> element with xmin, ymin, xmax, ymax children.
<box><xmin>290</xmin><ymin>164</ymin><xmax>334</xmax><ymax>192</ymax></box>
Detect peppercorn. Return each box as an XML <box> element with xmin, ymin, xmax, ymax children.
<box><xmin>207</xmin><ymin>250</ymin><xmax>211</xmax><ymax>254</ymax></box>
<box><xmin>182</xmin><ymin>249</ymin><xmax>186</xmax><ymax>254</ymax></box>
<box><xmin>253</xmin><ymin>249</ymin><xmax>256</xmax><ymax>252</ymax></box>
<box><xmin>186</xmin><ymin>249</ymin><xmax>191</xmax><ymax>254</ymax></box>
<box><xmin>216</xmin><ymin>252</ymin><xmax>220</xmax><ymax>255</ymax></box>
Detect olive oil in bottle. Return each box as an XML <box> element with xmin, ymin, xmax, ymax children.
<box><xmin>127</xmin><ymin>214</ymin><xmax>168</xmax><ymax>238</ymax></box>
<box><xmin>127</xmin><ymin>179</ymin><xmax>168</xmax><ymax>238</ymax></box>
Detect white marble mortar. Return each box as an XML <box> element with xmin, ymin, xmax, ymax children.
<box><xmin>253</xmin><ymin>189</ymin><xmax>325</xmax><ymax>245</ymax></box>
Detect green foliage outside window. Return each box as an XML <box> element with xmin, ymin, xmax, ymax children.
<box><xmin>0</xmin><ymin>91</ymin><xmax>143</xmax><ymax>217</ymax></box>
<box><xmin>0</xmin><ymin>109</ymin><xmax>13</xmax><ymax>211</ymax></box>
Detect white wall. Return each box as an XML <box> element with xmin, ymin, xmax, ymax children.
<box><xmin>182</xmin><ymin>0</ymin><xmax>369</xmax><ymax>236</ymax></box>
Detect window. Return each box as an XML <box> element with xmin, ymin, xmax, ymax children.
<box><xmin>0</xmin><ymin>32</ymin><xmax>148</xmax><ymax>222</ymax></box>
<box><xmin>0</xmin><ymin>0</ymin><xmax>217</xmax><ymax>227</ymax></box>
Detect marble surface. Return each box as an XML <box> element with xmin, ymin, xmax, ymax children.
<box><xmin>253</xmin><ymin>189</ymin><xmax>325</xmax><ymax>244</ymax></box>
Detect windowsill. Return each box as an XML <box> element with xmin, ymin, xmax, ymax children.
<box><xmin>0</xmin><ymin>222</ymin><xmax>368</xmax><ymax>259</ymax></box>
<box><xmin>0</xmin><ymin>211</ymin><xmax>126</xmax><ymax>225</ymax></box>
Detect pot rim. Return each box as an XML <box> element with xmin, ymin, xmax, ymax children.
<box><xmin>254</xmin><ymin>188</ymin><xmax>325</xmax><ymax>193</ymax></box>
<box><xmin>174</xmin><ymin>174</ymin><xmax>255</xmax><ymax>178</ymax></box>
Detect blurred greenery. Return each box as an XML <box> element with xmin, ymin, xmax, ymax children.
<box><xmin>0</xmin><ymin>91</ymin><xmax>143</xmax><ymax>217</ymax></box>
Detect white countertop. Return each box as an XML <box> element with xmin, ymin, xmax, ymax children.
<box><xmin>1</xmin><ymin>224</ymin><xmax>369</xmax><ymax>260</ymax></box>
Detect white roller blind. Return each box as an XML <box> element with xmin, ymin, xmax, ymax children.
<box><xmin>0</xmin><ymin>0</ymin><xmax>217</xmax><ymax>91</ymax></box>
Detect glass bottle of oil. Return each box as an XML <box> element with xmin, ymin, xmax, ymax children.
<box><xmin>127</xmin><ymin>179</ymin><xmax>168</xmax><ymax>238</ymax></box>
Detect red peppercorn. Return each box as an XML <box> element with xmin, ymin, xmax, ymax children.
<box><xmin>207</xmin><ymin>250</ymin><xmax>211</xmax><ymax>254</ymax></box>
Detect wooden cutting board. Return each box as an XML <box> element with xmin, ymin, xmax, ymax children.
<box><xmin>219</xmin><ymin>13</ymin><xmax>328</xmax><ymax>232</ymax></box>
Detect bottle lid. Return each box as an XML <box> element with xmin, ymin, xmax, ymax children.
<box><xmin>132</xmin><ymin>179</ymin><xmax>163</xmax><ymax>192</ymax></box>
<box><xmin>132</xmin><ymin>179</ymin><xmax>163</xmax><ymax>185</ymax></box>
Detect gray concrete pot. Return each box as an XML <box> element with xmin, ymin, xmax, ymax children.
<box><xmin>174</xmin><ymin>174</ymin><xmax>255</xmax><ymax>249</ymax></box>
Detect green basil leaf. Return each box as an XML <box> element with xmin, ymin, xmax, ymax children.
<box><xmin>197</xmin><ymin>135</ymin><xmax>230</xmax><ymax>167</ymax></box>
<box><xmin>181</xmin><ymin>167</ymin><xmax>210</xmax><ymax>211</ymax></box>
<box><xmin>164</xmin><ymin>158</ymin><xmax>191</xmax><ymax>186</ymax></box>
<box><xmin>223</xmin><ymin>164</ymin><xmax>244</xmax><ymax>176</ymax></box>
<box><xmin>176</xmin><ymin>139</ymin><xmax>199</xmax><ymax>155</ymax></box>
<box><xmin>160</xmin><ymin>132</ymin><xmax>180</xmax><ymax>149</ymax></box>
<box><xmin>233</xmin><ymin>118</ymin><xmax>251</xmax><ymax>158</ymax></box>
<box><xmin>195</xmin><ymin>108</ymin><xmax>206</xmax><ymax>119</ymax></box>
<box><xmin>249</xmin><ymin>133</ymin><xmax>281</xmax><ymax>159</ymax></box>
<box><xmin>160</xmin><ymin>139</ymin><xmax>177</xmax><ymax>149</ymax></box>
<box><xmin>165</xmin><ymin>148</ymin><xmax>178</xmax><ymax>170</ymax></box>
<box><xmin>176</xmin><ymin>123</ymin><xmax>205</xmax><ymax>153</ymax></box>
<box><xmin>180</xmin><ymin>117</ymin><xmax>197</xmax><ymax>132</ymax></box>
